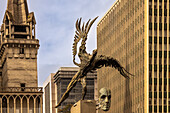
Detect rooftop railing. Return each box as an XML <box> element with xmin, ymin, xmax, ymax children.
<box><xmin>0</xmin><ymin>87</ymin><xmax>43</xmax><ymax>93</ymax></box>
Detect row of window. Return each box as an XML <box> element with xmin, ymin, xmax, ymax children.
<box><xmin>149</xmin><ymin>36</ymin><xmax>169</xmax><ymax>44</ymax></box>
<box><xmin>149</xmin><ymin>0</ymin><xmax>168</xmax><ymax>2</ymax></box>
<box><xmin>149</xmin><ymin>105</ymin><xmax>169</xmax><ymax>112</ymax></box>
<box><xmin>149</xmin><ymin>92</ymin><xmax>169</xmax><ymax>98</ymax></box>
<box><xmin>149</xmin><ymin>78</ymin><xmax>170</xmax><ymax>85</ymax></box>
<box><xmin>149</xmin><ymin>51</ymin><xmax>169</xmax><ymax>58</ymax></box>
<box><xmin>149</xmin><ymin>9</ymin><xmax>169</xmax><ymax>16</ymax></box>
<box><xmin>149</xmin><ymin>23</ymin><xmax>169</xmax><ymax>30</ymax></box>
<box><xmin>149</xmin><ymin>64</ymin><xmax>169</xmax><ymax>71</ymax></box>
<box><xmin>149</xmin><ymin>85</ymin><xmax>168</xmax><ymax>92</ymax></box>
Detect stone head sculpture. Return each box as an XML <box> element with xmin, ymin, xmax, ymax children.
<box><xmin>99</xmin><ymin>87</ymin><xmax>111</xmax><ymax>111</ymax></box>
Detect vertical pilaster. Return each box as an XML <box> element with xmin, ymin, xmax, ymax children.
<box><xmin>26</xmin><ymin>27</ymin><xmax>29</xmax><ymax>39</ymax></box>
<box><xmin>7</xmin><ymin>98</ymin><xmax>9</xmax><ymax>113</ymax></box>
<box><xmin>167</xmin><ymin>0</ymin><xmax>169</xmax><ymax>112</ymax></box>
<box><xmin>0</xmin><ymin>98</ymin><xmax>2</xmax><ymax>113</ymax></box>
<box><xmin>21</xmin><ymin>98</ymin><xmax>23</xmax><ymax>113</ymax></box>
<box><xmin>30</xmin><ymin>22</ymin><xmax>33</xmax><ymax>39</ymax></box>
<box><xmin>41</xmin><ymin>97</ymin><xmax>43</xmax><ymax>113</ymax></box>
<box><xmin>34</xmin><ymin>98</ymin><xmax>36</xmax><ymax>113</ymax></box>
<box><xmin>4</xmin><ymin>23</ymin><xmax>6</xmax><ymax>38</ymax></box>
<box><xmin>14</xmin><ymin>98</ymin><xmax>16</xmax><ymax>113</ymax></box>
<box><xmin>34</xmin><ymin>24</ymin><xmax>36</xmax><ymax>39</ymax></box>
<box><xmin>9</xmin><ymin>21</ymin><xmax>11</xmax><ymax>39</ymax></box>
<box><xmin>11</xmin><ymin>26</ymin><xmax>14</xmax><ymax>39</ymax></box>
<box><xmin>27</xmin><ymin>98</ymin><xmax>29</xmax><ymax>113</ymax></box>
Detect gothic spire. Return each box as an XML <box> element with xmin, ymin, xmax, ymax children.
<box><xmin>6</xmin><ymin>0</ymin><xmax>29</xmax><ymax>24</ymax></box>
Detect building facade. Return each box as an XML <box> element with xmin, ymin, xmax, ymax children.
<box><xmin>0</xmin><ymin>0</ymin><xmax>43</xmax><ymax>113</ymax></box>
<box><xmin>43</xmin><ymin>73</ymin><xmax>57</xmax><ymax>113</ymax></box>
<box><xmin>97</xmin><ymin>0</ymin><xmax>170</xmax><ymax>113</ymax></box>
<box><xmin>53</xmin><ymin>67</ymin><xmax>97</xmax><ymax>113</ymax></box>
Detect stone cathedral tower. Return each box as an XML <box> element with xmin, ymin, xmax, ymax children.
<box><xmin>0</xmin><ymin>0</ymin><xmax>43</xmax><ymax>113</ymax></box>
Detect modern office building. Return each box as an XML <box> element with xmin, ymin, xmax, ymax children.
<box><xmin>97</xmin><ymin>0</ymin><xmax>169</xmax><ymax>113</ymax></box>
<box><xmin>43</xmin><ymin>73</ymin><xmax>57</xmax><ymax>113</ymax></box>
<box><xmin>53</xmin><ymin>67</ymin><xmax>97</xmax><ymax>113</ymax></box>
<box><xmin>0</xmin><ymin>0</ymin><xmax>43</xmax><ymax>113</ymax></box>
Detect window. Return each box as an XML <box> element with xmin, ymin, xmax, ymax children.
<box><xmin>154</xmin><ymin>37</ymin><xmax>157</xmax><ymax>43</ymax></box>
<box><xmin>159</xmin><ymin>23</ymin><xmax>162</xmax><ymax>30</ymax></box>
<box><xmin>21</xmin><ymin>83</ymin><xmax>25</xmax><ymax>91</ymax></box>
<box><xmin>149</xmin><ymin>23</ymin><xmax>152</xmax><ymax>30</ymax></box>
<box><xmin>149</xmin><ymin>36</ymin><xmax>152</xmax><ymax>43</ymax></box>
<box><xmin>154</xmin><ymin>23</ymin><xmax>157</xmax><ymax>30</ymax></box>
<box><xmin>154</xmin><ymin>9</ymin><xmax>157</xmax><ymax>16</ymax></box>
<box><xmin>149</xmin><ymin>8</ymin><xmax>152</xmax><ymax>15</ymax></box>
<box><xmin>159</xmin><ymin>51</ymin><xmax>162</xmax><ymax>58</ymax></box>
<box><xmin>159</xmin><ymin>37</ymin><xmax>162</xmax><ymax>44</ymax></box>
<box><xmin>164</xmin><ymin>37</ymin><xmax>167</xmax><ymax>44</ymax></box>
<box><xmin>19</xmin><ymin>48</ymin><xmax>24</xmax><ymax>54</ymax></box>
<box><xmin>159</xmin><ymin>9</ymin><xmax>162</xmax><ymax>16</ymax></box>
<box><xmin>154</xmin><ymin>51</ymin><xmax>157</xmax><ymax>58</ymax></box>
<box><xmin>149</xmin><ymin>51</ymin><xmax>152</xmax><ymax>57</ymax></box>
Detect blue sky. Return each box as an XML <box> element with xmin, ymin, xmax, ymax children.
<box><xmin>0</xmin><ymin>0</ymin><xmax>116</xmax><ymax>86</ymax></box>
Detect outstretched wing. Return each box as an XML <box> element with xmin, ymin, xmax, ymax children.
<box><xmin>72</xmin><ymin>17</ymin><xmax>98</xmax><ymax>66</ymax></box>
<box><xmin>93</xmin><ymin>55</ymin><xmax>134</xmax><ymax>78</ymax></box>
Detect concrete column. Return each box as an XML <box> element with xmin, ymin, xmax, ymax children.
<box><xmin>21</xmin><ymin>99</ymin><xmax>23</xmax><ymax>113</ymax></box>
<box><xmin>14</xmin><ymin>99</ymin><xmax>16</xmax><ymax>113</ymax></box>
<box><xmin>27</xmin><ymin>98</ymin><xmax>29</xmax><ymax>113</ymax></box>
<box><xmin>7</xmin><ymin>98</ymin><xmax>9</xmax><ymax>113</ymax></box>
<box><xmin>34</xmin><ymin>98</ymin><xmax>36</xmax><ymax>113</ymax></box>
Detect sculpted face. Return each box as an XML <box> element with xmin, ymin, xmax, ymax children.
<box><xmin>99</xmin><ymin>88</ymin><xmax>111</xmax><ymax>111</ymax></box>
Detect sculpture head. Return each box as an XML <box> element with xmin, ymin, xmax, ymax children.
<box><xmin>99</xmin><ymin>88</ymin><xmax>111</xmax><ymax>111</ymax></box>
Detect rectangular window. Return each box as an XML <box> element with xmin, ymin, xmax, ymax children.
<box><xmin>19</xmin><ymin>48</ymin><xmax>24</xmax><ymax>54</ymax></box>
<box><xmin>154</xmin><ymin>37</ymin><xmax>157</xmax><ymax>43</ymax></box>
<box><xmin>159</xmin><ymin>23</ymin><xmax>162</xmax><ymax>30</ymax></box>
<box><xmin>154</xmin><ymin>9</ymin><xmax>157</xmax><ymax>16</ymax></box>
<box><xmin>149</xmin><ymin>23</ymin><xmax>152</xmax><ymax>30</ymax></box>
<box><xmin>159</xmin><ymin>37</ymin><xmax>162</xmax><ymax>44</ymax></box>
<box><xmin>20</xmin><ymin>83</ymin><xmax>26</xmax><ymax>91</ymax></box>
<box><xmin>149</xmin><ymin>36</ymin><xmax>152</xmax><ymax>43</ymax></box>
<box><xmin>149</xmin><ymin>51</ymin><xmax>152</xmax><ymax>57</ymax></box>
<box><xmin>154</xmin><ymin>51</ymin><xmax>157</xmax><ymax>58</ymax></box>
<box><xmin>154</xmin><ymin>23</ymin><xmax>157</xmax><ymax>30</ymax></box>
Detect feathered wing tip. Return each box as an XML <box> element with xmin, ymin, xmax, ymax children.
<box><xmin>72</xmin><ymin>17</ymin><xmax>99</xmax><ymax>66</ymax></box>
<box><xmin>119</xmin><ymin>67</ymin><xmax>134</xmax><ymax>79</ymax></box>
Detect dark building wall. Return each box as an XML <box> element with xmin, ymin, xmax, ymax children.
<box><xmin>54</xmin><ymin>67</ymin><xmax>97</xmax><ymax>113</ymax></box>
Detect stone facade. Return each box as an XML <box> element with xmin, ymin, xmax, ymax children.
<box><xmin>97</xmin><ymin>0</ymin><xmax>170</xmax><ymax>113</ymax></box>
<box><xmin>0</xmin><ymin>0</ymin><xmax>43</xmax><ymax>113</ymax></box>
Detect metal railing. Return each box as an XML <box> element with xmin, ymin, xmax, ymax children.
<box><xmin>0</xmin><ymin>87</ymin><xmax>43</xmax><ymax>93</ymax></box>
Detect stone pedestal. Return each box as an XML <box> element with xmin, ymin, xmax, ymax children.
<box><xmin>71</xmin><ymin>100</ymin><xmax>96</xmax><ymax>113</ymax></box>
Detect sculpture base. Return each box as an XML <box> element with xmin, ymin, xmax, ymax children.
<box><xmin>71</xmin><ymin>100</ymin><xmax>96</xmax><ymax>113</ymax></box>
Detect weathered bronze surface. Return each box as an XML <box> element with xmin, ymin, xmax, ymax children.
<box><xmin>55</xmin><ymin>17</ymin><xmax>133</xmax><ymax>108</ymax></box>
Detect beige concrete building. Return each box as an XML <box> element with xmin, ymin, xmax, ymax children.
<box><xmin>97</xmin><ymin>0</ymin><xmax>170</xmax><ymax>113</ymax></box>
<box><xmin>53</xmin><ymin>67</ymin><xmax>97</xmax><ymax>113</ymax></box>
<box><xmin>43</xmin><ymin>73</ymin><xmax>57</xmax><ymax>113</ymax></box>
<box><xmin>0</xmin><ymin>0</ymin><xmax>43</xmax><ymax>113</ymax></box>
